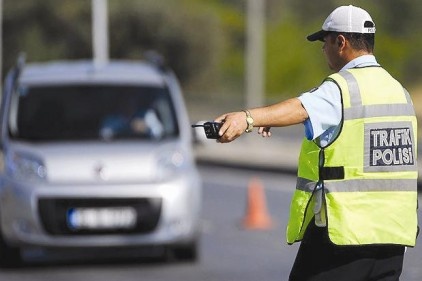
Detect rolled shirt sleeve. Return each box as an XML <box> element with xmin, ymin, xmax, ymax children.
<box><xmin>298</xmin><ymin>81</ymin><xmax>342</xmax><ymax>142</ymax></box>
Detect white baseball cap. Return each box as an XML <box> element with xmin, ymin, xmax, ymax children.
<box><xmin>307</xmin><ymin>5</ymin><xmax>376</xmax><ymax>42</ymax></box>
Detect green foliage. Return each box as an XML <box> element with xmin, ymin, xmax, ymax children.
<box><xmin>108</xmin><ymin>0</ymin><xmax>224</xmax><ymax>93</ymax></box>
<box><xmin>266</xmin><ymin>14</ymin><xmax>329</xmax><ymax>98</ymax></box>
<box><xmin>3</xmin><ymin>0</ymin><xmax>91</xmax><ymax>65</ymax></box>
<box><xmin>375</xmin><ymin>35</ymin><xmax>408</xmax><ymax>81</ymax></box>
<box><xmin>3</xmin><ymin>0</ymin><xmax>422</xmax><ymax>101</ymax></box>
<box><xmin>3</xmin><ymin>0</ymin><xmax>226</xmax><ymax>95</ymax></box>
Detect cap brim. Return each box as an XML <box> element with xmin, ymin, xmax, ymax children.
<box><xmin>307</xmin><ymin>30</ymin><xmax>329</xmax><ymax>42</ymax></box>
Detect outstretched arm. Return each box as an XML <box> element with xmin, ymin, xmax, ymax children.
<box><xmin>214</xmin><ymin>98</ymin><xmax>308</xmax><ymax>143</ymax></box>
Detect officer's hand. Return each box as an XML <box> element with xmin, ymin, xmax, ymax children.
<box><xmin>258</xmin><ymin>127</ymin><xmax>272</xmax><ymax>137</ymax></box>
<box><xmin>214</xmin><ymin>111</ymin><xmax>248</xmax><ymax>143</ymax></box>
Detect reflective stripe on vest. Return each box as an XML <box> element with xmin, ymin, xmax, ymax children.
<box><xmin>297</xmin><ymin>177</ymin><xmax>415</xmax><ymax>192</ymax></box>
<box><xmin>286</xmin><ymin>67</ymin><xmax>418</xmax><ymax>246</ymax></box>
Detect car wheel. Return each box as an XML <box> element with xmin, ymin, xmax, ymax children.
<box><xmin>169</xmin><ymin>241</ymin><xmax>199</xmax><ymax>262</ymax></box>
<box><xmin>0</xmin><ymin>232</ymin><xmax>22</xmax><ymax>268</ymax></box>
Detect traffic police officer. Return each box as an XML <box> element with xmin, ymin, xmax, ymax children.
<box><xmin>215</xmin><ymin>5</ymin><xmax>418</xmax><ymax>281</ymax></box>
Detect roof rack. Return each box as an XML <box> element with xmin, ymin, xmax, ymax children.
<box><xmin>16</xmin><ymin>52</ymin><xmax>27</xmax><ymax>70</ymax></box>
<box><xmin>10</xmin><ymin>52</ymin><xmax>27</xmax><ymax>84</ymax></box>
<box><xmin>144</xmin><ymin>50</ymin><xmax>168</xmax><ymax>72</ymax></box>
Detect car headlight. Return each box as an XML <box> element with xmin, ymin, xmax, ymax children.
<box><xmin>156</xmin><ymin>149</ymin><xmax>187</xmax><ymax>181</ymax></box>
<box><xmin>6</xmin><ymin>152</ymin><xmax>47</xmax><ymax>182</ymax></box>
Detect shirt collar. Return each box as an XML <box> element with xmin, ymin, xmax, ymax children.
<box><xmin>340</xmin><ymin>55</ymin><xmax>379</xmax><ymax>71</ymax></box>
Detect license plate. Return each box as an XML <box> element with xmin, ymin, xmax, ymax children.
<box><xmin>67</xmin><ymin>206</ymin><xmax>137</xmax><ymax>230</ymax></box>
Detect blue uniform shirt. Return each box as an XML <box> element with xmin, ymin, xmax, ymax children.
<box><xmin>298</xmin><ymin>55</ymin><xmax>380</xmax><ymax>147</ymax></box>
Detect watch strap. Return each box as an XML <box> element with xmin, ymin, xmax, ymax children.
<box><xmin>242</xmin><ymin>110</ymin><xmax>254</xmax><ymax>133</ymax></box>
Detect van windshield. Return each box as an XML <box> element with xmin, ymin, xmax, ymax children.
<box><xmin>10</xmin><ymin>85</ymin><xmax>179</xmax><ymax>141</ymax></box>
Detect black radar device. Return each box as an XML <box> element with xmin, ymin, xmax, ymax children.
<box><xmin>191</xmin><ymin>122</ymin><xmax>222</xmax><ymax>139</ymax></box>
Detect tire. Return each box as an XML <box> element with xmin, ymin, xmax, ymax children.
<box><xmin>0</xmin><ymin>231</ymin><xmax>22</xmax><ymax>268</ymax></box>
<box><xmin>170</xmin><ymin>241</ymin><xmax>199</xmax><ymax>263</ymax></box>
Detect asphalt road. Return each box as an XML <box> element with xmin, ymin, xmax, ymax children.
<box><xmin>0</xmin><ymin>165</ymin><xmax>420</xmax><ymax>281</ymax></box>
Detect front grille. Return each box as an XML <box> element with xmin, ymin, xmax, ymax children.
<box><xmin>38</xmin><ymin>197</ymin><xmax>162</xmax><ymax>235</ymax></box>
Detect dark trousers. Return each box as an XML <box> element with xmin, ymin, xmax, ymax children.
<box><xmin>289</xmin><ymin>221</ymin><xmax>405</xmax><ymax>281</ymax></box>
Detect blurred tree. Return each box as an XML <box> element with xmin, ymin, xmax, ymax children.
<box><xmin>266</xmin><ymin>14</ymin><xmax>328</xmax><ymax>99</ymax></box>
<box><xmin>108</xmin><ymin>0</ymin><xmax>224</xmax><ymax>94</ymax></box>
<box><xmin>3</xmin><ymin>0</ymin><xmax>228</xmax><ymax>96</ymax></box>
<box><xmin>2</xmin><ymin>0</ymin><xmax>422</xmax><ymax>101</ymax></box>
<box><xmin>264</xmin><ymin>0</ymin><xmax>422</xmax><ymax>97</ymax></box>
<box><xmin>3</xmin><ymin>0</ymin><xmax>91</xmax><ymax>68</ymax></box>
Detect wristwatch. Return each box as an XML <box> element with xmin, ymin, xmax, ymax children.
<box><xmin>242</xmin><ymin>110</ymin><xmax>254</xmax><ymax>133</ymax></box>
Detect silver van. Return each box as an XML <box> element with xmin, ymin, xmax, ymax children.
<box><xmin>0</xmin><ymin>56</ymin><xmax>202</xmax><ymax>266</ymax></box>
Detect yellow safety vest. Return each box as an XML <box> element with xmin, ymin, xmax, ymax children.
<box><xmin>286</xmin><ymin>66</ymin><xmax>419</xmax><ymax>246</ymax></box>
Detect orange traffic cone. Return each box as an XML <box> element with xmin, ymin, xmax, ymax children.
<box><xmin>242</xmin><ymin>177</ymin><xmax>274</xmax><ymax>230</ymax></box>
